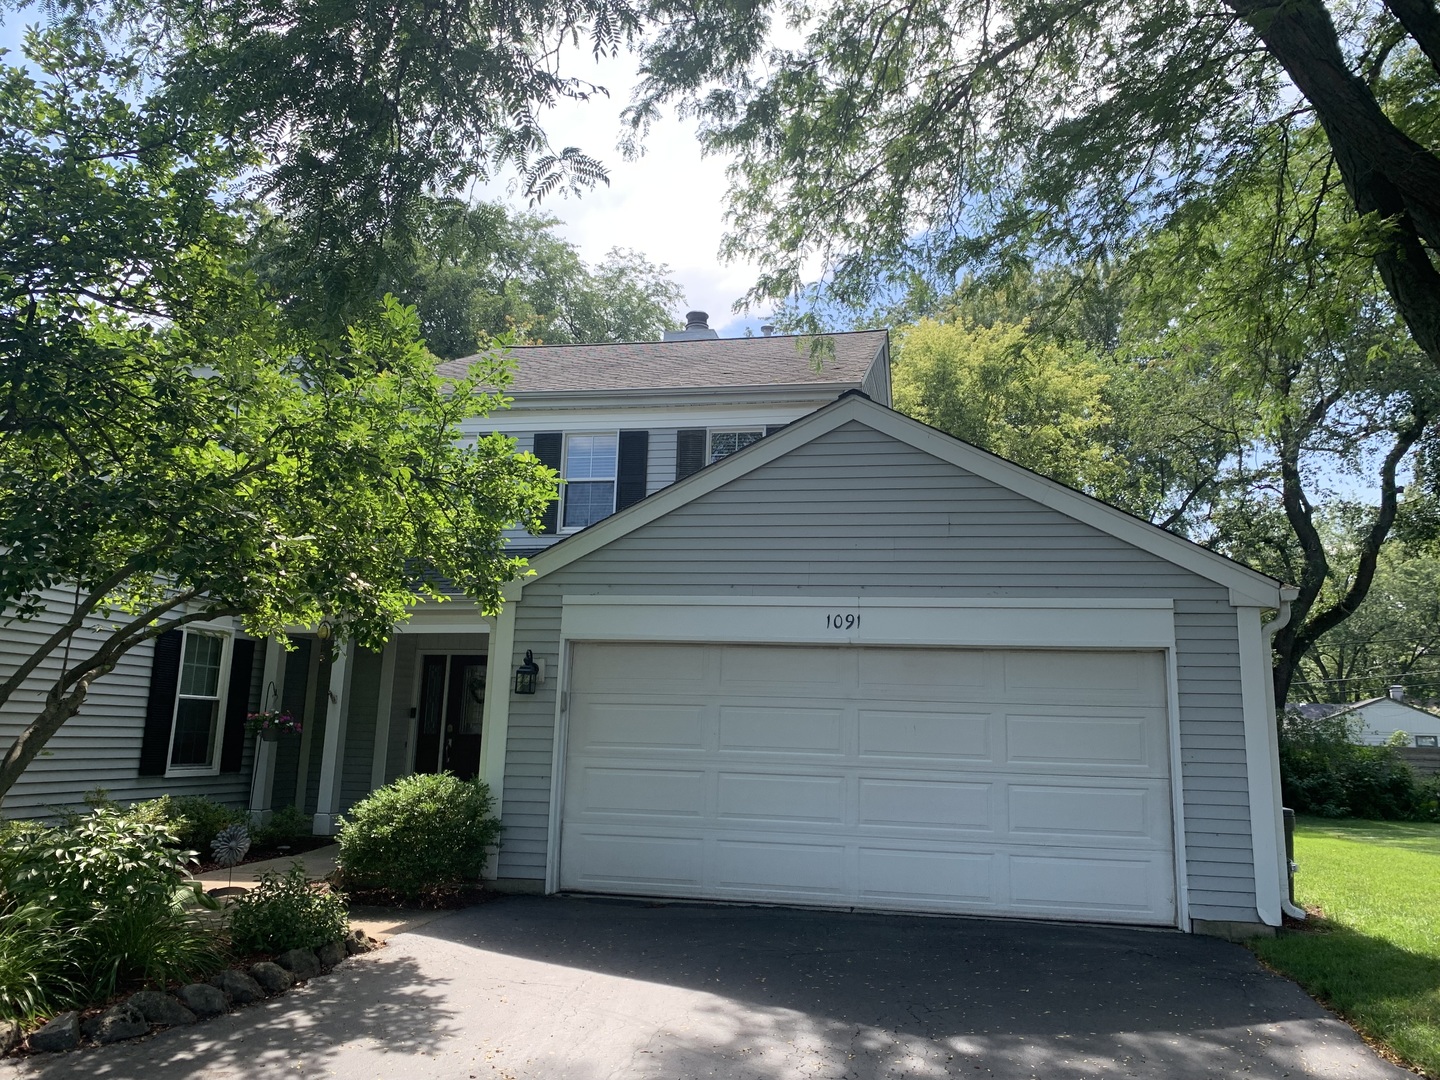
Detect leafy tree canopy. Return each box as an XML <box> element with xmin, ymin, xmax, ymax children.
<box><xmin>0</xmin><ymin>27</ymin><xmax>555</xmax><ymax>799</ymax></box>
<box><xmin>628</xmin><ymin>0</ymin><xmax>1440</xmax><ymax>372</ymax></box>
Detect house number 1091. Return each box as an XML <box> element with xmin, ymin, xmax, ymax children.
<box><xmin>826</xmin><ymin>613</ymin><xmax>860</xmax><ymax>630</ymax></box>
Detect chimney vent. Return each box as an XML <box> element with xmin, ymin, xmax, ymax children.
<box><xmin>663</xmin><ymin>309</ymin><xmax>720</xmax><ymax>341</ymax></box>
<box><xmin>761</xmin><ymin>324</ymin><xmax>776</xmax><ymax>337</ymax></box>
<box><xmin>1390</xmin><ymin>684</ymin><xmax>1405</xmax><ymax>701</ymax></box>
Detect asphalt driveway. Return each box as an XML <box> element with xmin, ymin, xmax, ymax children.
<box><xmin>8</xmin><ymin>895</ymin><xmax>1408</xmax><ymax>1079</ymax></box>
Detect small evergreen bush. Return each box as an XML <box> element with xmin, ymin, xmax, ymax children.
<box><xmin>252</xmin><ymin>804</ymin><xmax>313</xmax><ymax>850</ymax></box>
<box><xmin>1280</xmin><ymin>712</ymin><xmax>1435</xmax><ymax>820</ymax></box>
<box><xmin>132</xmin><ymin>794</ymin><xmax>248</xmax><ymax>853</ymax></box>
<box><xmin>229</xmin><ymin>863</ymin><xmax>349</xmax><ymax>954</ymax></box>
<box><xmin>336</xmin><ymin>773</ymin><xmax>501</xmax><ymax>899</ymax></box>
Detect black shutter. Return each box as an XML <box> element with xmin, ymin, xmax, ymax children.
<box><xmin>765</xmin><ymin>424</ymin><xmax>787</xmax><ymax>436</ymax></box>
<box><xmin>533</xmin><ymin>432</ymin><xmax>563</xmax><ymax>534</ymax></box>
<box><xmin>616</xmin><ymin>430</ymin><xmax>649</xmax><ymax>510</ymax></box>
<box><xmin>138</xmin><ymin>629</ymin><xmax>184</xmax><ymax>776</ymax></box>
<box><xmin>219</xmin><ymin>637</ymin><xmax>256</xmax><ymax>773</ymax></box>
<box><xmin>675</xmin><ymin>428</ymin><xmax>706</xmax><ymax>480</ymax></box>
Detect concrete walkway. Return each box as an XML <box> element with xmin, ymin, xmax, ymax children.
<box><xmin>193</xmin><ymin>845</ymin><xmax>340</xmax><ymax>892</ymax></box>
<box><xmin>7</xmin><ymin>896</ymin><xmax>1410</xmax><ymax>1079</ymax></box>
<box><xmin>193</xmin><ymin>844</ymin><xmax>455</xmax><ymax>940</ymax></box>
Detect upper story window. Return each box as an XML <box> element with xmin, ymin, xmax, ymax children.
<box><xmin>709</xmin><ymin>429</ymin><xmax>763</xmax><ymax>464</ymax></box>
<box><xmin>562</xmin><ymin>432</ymin><xmax>618</xmax><ymax>529</ymax></box>
<box><xmin>1417</xmin><ymin>735</ymin><xmax>1438</xmax><ymax>748</ymax></box>
<box><xmin>168</xmin><ymin>628</ymin><xmax>230</xmax><ymax>772</ymax></box>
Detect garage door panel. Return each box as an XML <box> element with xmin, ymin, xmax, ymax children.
<box><xmin>857</xmin><ymin>777</ymin><xmax>992</xmax><ymax>830</ymax></box>
<box><xmin>574</xmin><ymin>766</ymin><xmax>706</xmax><ymax>817</ymax></box>
<box><xmin>857</xmin><ymin>709</ymin><xmax>993</xmax><ymax>760</ymax></box>
<box><xmin>561</xmin><ymin>643</ymin><xmax>1176</xmax><ymax>925</ymax></box>
<box><xmin>716</xmin><ymin>772</ymin><xmax>845</xmax><ymax>823</ymax></box>
<box><xmin>856</xmin><ymin>647</ymin><xmax>990</xmax><ymax>691</ymax></box>
<box><xmin>1007</xmin><ymin>784</ymin><xmax>1160</xmax><ymax>840</ymax></box>
<box><xmin>1005</xmin><ymin>711</ymin><xmax>1160</xmax><ymax>770</ymax></box>
<box><xmin>718</xmin><ymin>705</ymin><xmax>844</xmax><ymax>753</ymax></box>
<box><xmin>578</xmin><ymin>702</ymin><xmax>707</xmax><ymax>750</ymax></box>
<box><xmin>1008</xmin><ymin>852</ymin><xmax>1173</xmax><ymax>916</ymax></box>
<box><xmin>720</xmin><ymin>645</ymin><xmax>850</xmax><ymax>689</ymax></box>
<box><xmin>572</xmin><ymin>642</ymin><xmax>708</xmax><ymax>691</ymax></box>
<box><xmin>714</xmin><ymin>839</ymin><xmax>847</xmax><ymax>894</ymax></box>
<box><xmin>563</xmin><ymin>829</ymin><xmax>703</xmax><ymax>888</ymax></box>
<box><xmin>857</xmin><ymin>848</ymin><xmax>995</xmax><ymax>904</ymax></box>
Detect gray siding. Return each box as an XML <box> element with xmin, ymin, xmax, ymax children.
<box><xmin>861</xmin><ymin>351</ymin><xmax>891</xmax><ymax>405</ymax></box>
<box><xmin>0</xmin><ymin>591</ymin><xmax>257</xmax><ymax>818</ymax></box>
<box><xmin>498</xmin><ymin>419</ymin><xmax>1262</xmax><ymax>923</ymax></box>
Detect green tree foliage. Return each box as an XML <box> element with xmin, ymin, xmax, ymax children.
<box><xmin>892</xmin><ymin>317</ymin><xmax>1117</xmax><ymax>491</ymax></box>
<box><xmin>1120</xmin><ymin>123</ymin><xmax>1440</xmax><ymax>705</ymax></box>
<box><xmin>628</xmin><ymin>0</ymin><xmax>1440</xmax><ymax>373</ymax></box>
<box><xmin>37</xmin><ymin>0</ymin><xmax>647</xmax><ymax>329</ymax></box>
<box><xmin>0</xmin><ymin>30</ymin><xmax>556</xmax><ymax>799</ymax></box>
<box><xmin>373</xmin><ymin>198</ymin><xmax>684</xmax><ymax>359</ymax></box>
<box><xmin>1292</xmin><ymin>543</ymin><xmax>1440</xmax><ymax>703</ymax></box>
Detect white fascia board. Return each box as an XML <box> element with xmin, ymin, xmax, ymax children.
<box><xmin>520</xmin><ymin>395</ymin><xmax>1285</xmax><ymax>607</ymax></box>
<box><xmin>458</xmin><ymin>395</ymin><xmax>849</xmax><ymax>439</ymax></box>
<box><xmin>393</xmin><ymin>598</ymin><xmax>493</xmax><ymax>635</ymax></box>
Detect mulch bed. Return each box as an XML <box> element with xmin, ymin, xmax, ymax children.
<box><xmin>339</xmin><ymin>881</ymin><xmax>495</xmax><ymax>910</ymax></box>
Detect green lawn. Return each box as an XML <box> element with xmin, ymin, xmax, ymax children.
<box><xmin>1252</xmin><ymin>816</ymin><xmax>1440</xmax><ymax>1075</ymax></box>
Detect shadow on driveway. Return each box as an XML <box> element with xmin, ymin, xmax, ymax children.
<box><xmin>9</xmin><ymin>895</ymin><xmax>1408</xmax><ymax>1079</ymax></box>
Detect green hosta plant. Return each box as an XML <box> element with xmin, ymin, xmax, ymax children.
<box><xmin>337</xmin><ymin>774</ymin><xmax>502</xmax><ymax>899</ymax></box>
<box><xmin>229</xmin><ymin>864</ymin><xmax>349</xmax><ymax>955</ymax></box>
<box><xmin>1</xmin><ymin>808</ymin><xmax>223</xmax><ymax>1002</ymax></box>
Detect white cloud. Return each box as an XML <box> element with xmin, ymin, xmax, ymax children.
<box><xmin>476</xmin><ymin>47</ymin><xmax>772</xmax><ymax>336</ymax></box>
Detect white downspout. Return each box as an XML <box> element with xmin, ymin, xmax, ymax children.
<box><xmin>1267</xmin><ymin>588</ymin><xmax>1307</xmax><ymax>921</ymax></box>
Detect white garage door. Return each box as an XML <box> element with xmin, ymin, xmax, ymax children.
<box><xmin>559</xmin><ymin>642</ymin><xmax>1176</xmax><ymax>925</ymax></box>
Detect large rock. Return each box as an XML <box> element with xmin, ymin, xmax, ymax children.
<box><xmin>344</xmin><ymin>928</ymin><xmax>371</xmax><ymax>956</ymax></box>
<box><xmin>95</xmin><ymin>1002</ymin><xmax>148</xmax><ymax>1044</ymax></box>
<box><xmin>274</xmin><ymin>948</ymin><xmax>321</xmax><ymax>981</ymax></box>
<box><xmin>316</xmin><ymin>940</ymin><xmax>346</xmax><ymax>970</ymax></box>
<box><xmin>209</xmin><ymin>969</ymin><xmax>265</xmax><ymax>1005</ymax></box>
<box><xmin>175</xmin><ymin>982</ymin><xmax>228</xmax><ymax>1019</ymax></box>
<box><xmin>127</xmin><ymin>991</ymin><xmax>196</xmax><ymax>1027</ymax></box>
<box><xmin>249</xmin><ymin>961</ymin><xmax>294</xmax><ymax>995</ymax></box>
<box><xmin>27</xmin><ymin>1012</ymin><xmax>79</xmax><ymax>1053</ymax></box>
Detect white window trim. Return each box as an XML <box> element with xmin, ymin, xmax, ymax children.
<box><xmin>164</xmin><ymin>624</ymin><xmax>234</xmax><ymax>778</ymax></box>
<box><xmin>707</xmin><ymin>427</ymin><xmax>765</xmax><ymax>464</ymax></box>
<box><xmin>559</xmin><ymin>431</ymin><xmax>619</xmax><ymax>534</ymax></box>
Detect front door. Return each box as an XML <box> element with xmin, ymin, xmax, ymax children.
<box><xmin>413</xmin><ymin>653</ymin><xmax>487</xmax><ymax>780</ymax></box>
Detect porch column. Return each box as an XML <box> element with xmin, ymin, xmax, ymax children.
<box><xmin>311</xmin><ymin>639</ymin><xmax>354</xmax><ymax>836</ymax></box>
<box><xmin>247</xmin><ymin>636</ymin><xmax>287</xmax><ymax>824</ymax></box>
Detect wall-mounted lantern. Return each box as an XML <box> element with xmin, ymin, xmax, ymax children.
<box><xmin>513</xmin><ymin>650</ymin><xmax>540</xmax><ymax>695</ymax></box>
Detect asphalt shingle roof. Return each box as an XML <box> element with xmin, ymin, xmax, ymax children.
<box><xmin>436</xmin><ymin>330</ymin><xmax>887</xmax><ymax>393</ymax></box>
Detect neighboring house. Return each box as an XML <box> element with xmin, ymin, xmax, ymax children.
<box><xmin>1328</xmin><ymin>690</ymin><xmax>1440</xmax><ymax>747</ymax></box>
<box><xmin>0</xmin><ymin>315</ymin><xmax>1298</xmax><ymax>937</ymax></box>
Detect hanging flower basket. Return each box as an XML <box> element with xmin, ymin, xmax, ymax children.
<box><xmin>246</xmin><ymin>710</ymin><xmax>301</xmax><ymax>741</ymax></box>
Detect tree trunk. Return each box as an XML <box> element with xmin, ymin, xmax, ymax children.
<box><xmin>0</xmin><ymin>679</ymin><xmax>98</xmax><ymax>804</ymax></box>
<box><xmin>1227</xmin><ymin>0</ymin><xmax>1440</xmax><ymax>366</ymax></box>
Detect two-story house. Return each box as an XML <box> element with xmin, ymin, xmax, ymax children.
<box><xmin>2</xmin><ymin>315</ymin><xmax>1298</xmax><ymax>938</ymax></box>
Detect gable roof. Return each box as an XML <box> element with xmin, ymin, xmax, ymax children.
<box><xmin>437</xmin><ymin>330</ymin><xmax>887</xmax><ymax>393</ymax></box>
<box><xmin>1329</xmin><ymin>697</ymin><xmax>1440</xmax><ymax>721</ymax></box>
<box><xmin>516</xmin><ymin>392</ymin><xmax>1286</xmax><ymax>606</ymax></box>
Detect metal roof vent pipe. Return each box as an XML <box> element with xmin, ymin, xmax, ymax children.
<box><xmin>662</xmin><ymin>310</ymin><xmax>720</xmax><ymax>342</ymax></box>
<box><xmin>1391</xmin><ymin>684</ymin><xmax>1406</xmax><ymax>701</ymax></box>
<box><xmin>761</xmin><ymin>324</ymin><xmax>776</xmax><ymax>337</ymax></box>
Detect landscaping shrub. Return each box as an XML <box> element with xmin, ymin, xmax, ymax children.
<box><xmin>0</xmin><ymin>807</ymin><xmax>225</xmax><ymax>1010</ymax></box>
<box><xmin>132</xmin><ymin>794</ymin><xmax>248</xmax><ymax>853</ymax></box>
<box><xmin>336</xmin><ymin>773</ymin><xmax>502</xmax><ymax>899</ymax></box>
<box><xmin>0</xmin><ymin>903</ymin><xmax>76</xmax><ymax>1024</ymax></box>
<box><xmin>229</xmin><ymin>863</ymin><xmax>349</xmax><ymax>954</ymax></box>
<box><xmin>1279</xmin><ymin>712</ymin><xmax>1436</xmax><ymax>820</ymax></box>
<box><xmin>252</xmin><ymin>804</ymin><xmax>314</xmax><ymax>851</ymax></box>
